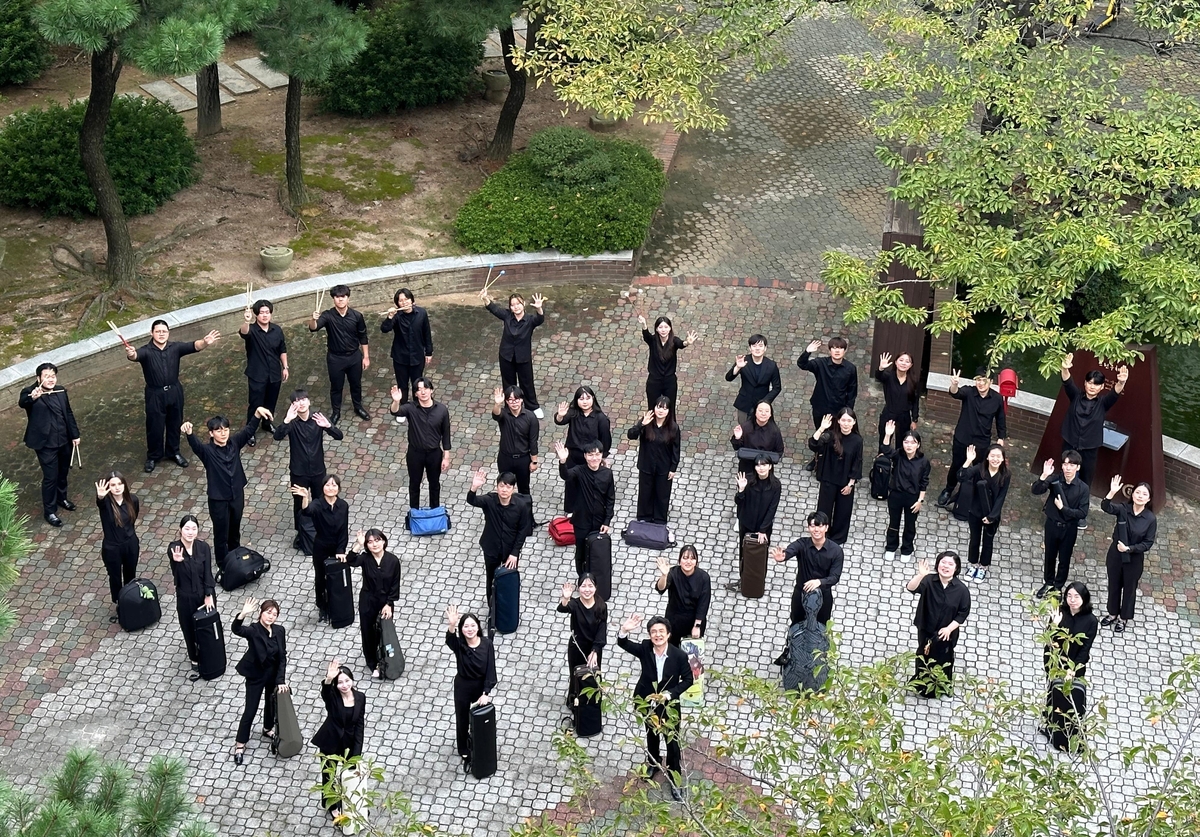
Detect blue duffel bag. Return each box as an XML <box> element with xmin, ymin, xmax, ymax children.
<box><xmin>406</xmin><ymin>506</ymin><xmax>450</xmax><ymax>536</ymax></box>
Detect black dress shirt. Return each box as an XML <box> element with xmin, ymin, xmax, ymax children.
<box><xmin>304</xmin><ymin>498</ymin><xmax>349</xmax><ymax>550</ymax></box>
<box><xmin>1046</xmin><ymin>608</ymin><xmax>1098</xmax><ymax>672</ymax></box>
<box><xmin>658</xmin><ymin>566</ymin><xmax>711</xmax><ymax>633</ymax></box>
<box><xmin>875</xmin><ymin>367</ymin><xmax>919</xmax><ymax>422</ymax></box>
<box><xmin>642</xmin><ymin>330</ymin><xmax>685</xmax><ymax>379</ymax></box>
<box><xmin>392</xmin><ymin>401</ymin><xmax>452</xmax><ymax>451</ymax></box>
<box><xmin>809</xmin><ymin>431</ymin><xmax>864</xmax><ymax>487</ymax></box>
<box><xmin>446</xmin><ymin>631</ymin><xmax>498</xmax><ymax>691</ymax></box>
<box><xmin>726</xmin><ymin>357</ymin><xmax>782</xmax><ymax>412</ymax></box>
<box><xmin>487</xmin><ymin>302</ymin><xmax>543</xmax><ymax>362</ymax></box>
<box><xmin>797</xmin><ymin>352</ymin><xmax>858</xmax><ymax>412</ymax></box>
<box><xmin>626</xmin><ymin>421</ymin><xmax>681</xmax><ymax>474</ymax></box>
<box><xmin>1061</xmin><ymin>379</ymin><xmax>1120</xmax><ymax>450</ymax></box>
<box><xmin>912</xmin><ymin>574</ymin><xmax>971</xmax><ymax>637</ymax></box>
<box><xmin>882</xmin><ymin>445</ymin><xmax>931</xmax><ymax>495</ymax></box>
<box><xmin>494</xmin><ymin>408</ymin><xmax>539</xmax><ymax>458</ymax></box>
<box><xmin>556</xmin><ymin>410</ymin><xmax>612</xmax><ymax>457</ymax></box>
<box><xmin>1033</xmin><ymin>473</ymin><xmax>1090</xmax><ymax>523</ymax></box>
<box><xmin>97</xmin><ymin>494</ymin><xmax>139</xmax><ymax>545</ymax></box>
<box><xmin>20</xmin><ymin>385</ymin><xmax>79</xmax><ymax>449</ymax></box>
<box><xmin>314</xmin><ymin>308</ymin><xmax>368</xmax><ymax>355</ymax></box>
<box><xmin>1100</xmin><ymin>500</ymin><xmax>1157</xmax><ymax>557</ymax></box>
<box><xmin>557</xmin><ymin>598</ymin><xmax>608</xmax><ymax>652</ymax></box>
<box><xmin>344</xmin><ymin>550</ymin><xmax>401</xmax><ymax>615</ymax></box>
<box><xmin>168</xmin><ymin>539</ymin><xmax>215</xmax><ymax>603</ymax></box>
<box><xmin>273</xmin><ymin>416</ymin><xmax>343</xmax><ymax>478</ymax></box>
<box><xmin>381</xmin><ymin>306</ymin><xmax>433</xmax><ymax>363</ymax></box>
<box><xmin>558</xmin><ymin>463</ymin><xmax>616</xmax><ymax>536</ymax></box>
<box><xmin>735</xmin><ymin>477</ymin><xmax>781</xmax><ymax>537</ymax></box>
<box><xmin>951</xmin><ymin>387</ymin><xmax>1006</xmax><ymax>445</ymax></box>
<box><xmin>135</xmin><ymin>340</ymin><xmax>198</xmax><ymax>388</ymax></box>
<box><xmin>730</xmin><ymin>420</ymin><xmax>785</xmax><ymax>457</ymax></box>
<box><xmin>187</xmin><ymin>419</ymin><xmax>259</xmax><ymax>500</ymax></box>
<box><xmin>241</xmin><ymin>323</ymin><xmax>287</xmax><ymax>382</ymax></box>
<box><xmin>232</xmin><ymin>616</ymin><xmax>286</xmax><ymax>684</ymax></box>
<box><xmin>782</xmin><ymin>536</ymin><xmax>844</xmax><ymax>624</ymax></box>
<box><xmin>311</xmin><ymin>682</ymin><xmax>366</xmax><ymax>757</ymax></box>
<box><xmin>467</xmin><ymin>491</ymin><xmax>534</xmax><ymax>558</ymax></box>
<box><xmin>956</xmin><ymin>464</ymin><xmax>1010</xmax><ymax>521</ymax></box>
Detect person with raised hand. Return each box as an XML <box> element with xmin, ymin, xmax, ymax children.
<box><xmin>875</xmin><ymin>351</ymin><xmax>919</xmax><ymax>446</ymax></box>
<box><xmin>725</xmin><ymin>334</ymin><xmax>781</xmax><ymax>425</ymax></box>
<box><xmin>905</xmin><ymin>551</ymin><xmax>970</xmax><ymax>698</ymax></box>
<box><xmin>274</xmin><ymin>389</ymin><xmax>344</xmax><ymax>552</ymax></box>
<box><xmin>957</xmin><ymin>443</ymin><xmax>1011</xmax><ymax>581</ymax></box>
<box><xmin>238</xmin><ymin>299</ymin><xmax>288</xmax><ymax>447</ymax></box>
<box><xmin>444</xmin><ymin>604</ymin><xmax>497</xmax><ymax>774</ymax></box>
<box><xmin>556</xmin><ymin>575</ymin><xmax>607</xmax><ymax>706</ymax></box>
<box><xmin>492</xmin><ymin>385</ymin><xmax>540</xmax><ymax>496</ymax></box>
<box><xmin>168</xmin><ymin>514</ymin><xmax>215</xmax><ymax>676</ymax></box>
<box><xmin>1100</xmin><ymin>475</ymin><xmax>1157</xmax><ymax>634</ymax></box>
<box><xmin>638</xmin><ymin>313</ymin><xmax>699</xmax><ymax>410</ymax></box>
<box><xmin>808</xmin><ymin>408</ymin><xmax>863</xmax><ymax>546</ymax></box>
<box><xmin>554</xmin><ymin>440</ymin><xmax>616</xmax><ymax>577</ymax></box>
<box><xmin>1032</xmin><ymin>452</ymin><xmax>1090</xmax><ymax>598</ymax></box>
<box><xmin>482</xmin><ymin>287</ymin><xmax>547</xmax><ymax>419</ymax></box>
<box><xmin>1059</xmin><ymin>353</ymin><xmax>1128</xmax><ymax>526</ymax></box>
<box><xmin>937</xmin><ymin>367</ymin><xmax>1006</xmax><ymax>507</ymax></box>
<box><xmin>19</xmin><ymin>362</ymin><xmax>81</xmax><ymax>527</ymax></box>
<box><xmin>797</xmin><ymin>336</ymin><xmax>858</xmax><ymax>471</ymax></box>
<box><xmin>312</xmin><ymin>657</ymin><xmax>367</xmax><ymax>825</ymax></box>
<box><xmin>880</xmin><ymin>420</ymin><xmax>930</xmax><ymax>561</ymax></box>
<box><xmin>654</xmin><ymin>545</ymin><xmax>711</xmax><ymax>647</ymax></box>
<box><xmin>730</xmin><ymin>400</ymin><xmax>784</xmax><ymax>475</ymax></box>
<box><xmin>389</xmin><ymin>378</ymin><xmax>453</xmax><ymax>510</ymax></box>
<box><xmin>95</xmin><ymin>471</ymin><xmax>140</xmax><ymax>622</ymax></box>
<box><xmin>466</xmin><ymin>468</ymin><xmax>534</xmax><ymax>603</ymax></box>
<box><xmin>292</xmin><ymin>476</ymin><xmax>350</xmax><ymax>623</ymax></box>
<box><xmin>381</xmin><ymin>288</ymin><xmax>433</xmax><ymax>422</ymax></box>
<box><xmin>231</xmin><ymin>596</ymin><xmax>289</xmax><ymax>766</ymax></box>
<box><xmin>554</xmin><ymin>386</ymin><xmax>612</xmax><ymax>513</ymax></box>
<box><xmin>728</xmin><ymin>457</ymin><xmax>781</xmax><ymax>592</ymax></box>
<box><xmin>627</xmin><ymin>397</ymin><xmax>682</xmax><ymax>525</ymax></box>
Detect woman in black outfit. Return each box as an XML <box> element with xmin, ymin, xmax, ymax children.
<box><xmin>627</xmin><ymin>396</ymin><xmax>682</xmax><ymax>524</ymax></box>
<box><xmin>654</xmin><ymin>545</ymin><xmax>712</xmax><ymax>647</ymax></box>
<box><xmin>344</xmin><ymin>528</ymin><xmax>401</xmax><ymax>678</ymax></box>
<box><xmin>1041</xmin><ymin>582</ymin><xmax>1098</xmax><ymax>752</ymax></box>
<box><xmin>875</xmin><ymin>352</ymin><xmax>920</xmax><ymax>446</ymax></box>
<box><xmin>730</xmin><ymin>456</ymin><xmax>781</xmax><ymax>591</ymax></box>
<box><xmin>906</xmin><ymin>551</ymin><xmax>970</xmax><ymax>698</ymax></box>
<box><xmin>637</xmin><ymin>314</ymin><xmax>698</xmax><ymax>409</ymax></box>
<box><xmin>168</xmin><ymin>514</ymin><xmax>215</xmax><ymax>675</ymax></box>
<box><xmin>293</xmin><ymin>476</ymin><xmax>350</xmax><ymax>622</ymax></box>
<box><xmin>96</xmin><ymin>471</ymin><xmax>140</xmax><ymax>623</ymax></box>
<box><xmin>312</xmin><ymin>658</ymin><xmax>367</xmax><ymax>824</ymax></box>
<box><xmin>1101</xmin><ymin>476</ymin><xmax>1157</xmax><ymax>633</ymax></box>
<box><xmin>482</xmin><ymin>289</ymin><xmax>546</xmax><ymax>416</ymax></box>
<box><xmin>231</xmin><ymin>596</ymin><xmax>288</xmax><ymax>765</ymax></box>
<box><xmin>880</xmin><ymin>421</ymin><xmax>930</xmax><ymax>560</ymax></box>
<box><xmin>557</xmin><ymin>574</ymin><xmax>607</xmax><ymax>704</ymax></box>
<box><xmin>730</xmin><ymin>401</ymin><xmax>785</xmax><ymax>474</ymax></box>
<box><xmin>957</xmin><ymin>443</ymin><xmax>1011</xmax><ymax>580</ymax></box>
<box><xmin>444</xmin><ymin>605</ymin><xmax>497</xmax><ymax>772</ymax></box>
<box><xmin>554</xmin><ymin>386</ymin><xmax>612</xmax><ymax>513</ymax></box>
<box><xmin>808</xmin><ymin>408</ymin><xmax>863</xmax><ymax>546</ymax></box>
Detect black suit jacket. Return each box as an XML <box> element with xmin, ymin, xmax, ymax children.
<box><xmin>20</xmin><ymin>384</ymin><xmax>79</xmax><ymax>450</ymax></box>
<box><xmin>168</xmin><ymin>540</ymin><xmax>215</xmax><ymax>605</ymax></box>
<box><xmin>232</xmin><ymin>616</ymin><xmax>287</xmax><ymax>685</ymax></box>
<box><xmin>311</xmin><ymin>681</ymin><xmax>366</xmax><ymax>758</ymax></box>
<box><xmin>617</xmin><ymin>636</ymin><xmax>694</xmax><ymax>701</ymax></box>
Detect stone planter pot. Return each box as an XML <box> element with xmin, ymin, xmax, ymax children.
<box><xmin>484</xmin><ymin>69</ymin><xmax>510</xmax><ymax>104</ymax></box>
<box><xmin>588</xmin><ymin>113</ymin><xmax>623</xmax><ymax>133</ymax></box>
<box><xmin>260</xmin><ymin>245</ymin><xmax>293</xmax><ymax>278</ymax></box>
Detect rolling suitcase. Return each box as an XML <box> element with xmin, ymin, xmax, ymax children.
<box><xmin>571</xmin><ymin>665</ymin><xmax>602</xmax><ymax>738</ymax></box>
<box><xmin>217</xmin><ymin>546</ymin><xmax>270</xmax><ymax>592</ymax></box>
<box><xmin>1046</xmin><ymin>678</ymin><xmax>1087</xmax><ymax>752</ymax></box>
<box><xmin>740</xmin><ymin>535</ymin><xmax>768</xmax><ymax>599</ymax></box>
<box><xmin>548</xmin><ymin>516</ymin><xmax>575</xmax><ymax>546</ymax></box>
<box><xmin>469</xmin><ymin>702</ymin><xmax>497</xmax><ymax>779</ymax></box>
<box><xmin>584</xmin><ymin>533</ymin><xmax>612</xmax><ymax>601</ymax></box>
<box><xmin>491</xmin><ymin>566</ymin><xmax>520</xmax><ymax>636</ymax></box>
<box><xmin>324</xmin><ymin>559</ymin><xmax>355</xmax><ymax>629</ymax></box>
<box><xmin>621</xmin><ymin>520</ymin><xmax>674</xmax><ymax>550</ymax></box>
<box><xmin>117</xmin><ymin>579</ymin><xmax>161</xmax><ymax>632</ymax></box>
<box><xmin>377</xmin><ymin>616</ymin><xmax>405</xmax><ymax>679</ymax></box>
<box><xmin>192</xmin><ymin>606</ymin><xmax>226</xmax><ymax>680</ymax></box>
<box><xmin>272</xmin><ymin>689</ymin><xmax>303</xmax><ymax>758</ymax></box>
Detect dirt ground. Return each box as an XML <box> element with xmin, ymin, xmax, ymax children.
<box><xmin>0</xmin><ymin>35</ymin><xmax>667</xmax><ymax>365</ymax></box>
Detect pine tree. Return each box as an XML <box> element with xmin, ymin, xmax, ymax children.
<box><xmin>0</xmin><ymin>477</ymin><xmax>32</xmax><ymax>643</ymax></box>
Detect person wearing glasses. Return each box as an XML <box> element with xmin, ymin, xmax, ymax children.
<box><xmin>491</xmin><ymin>385</ymin><xmax>539</xmax><ymax>495</ymax></box>
<box><xmin>936</xmin><ymin>367</ymin><xmax>1006</xmax><ymax>508</ymax></box>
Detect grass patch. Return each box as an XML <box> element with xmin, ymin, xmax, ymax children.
<box><xmin>290</xmin><ymin>218</ymin><xmax>381</xmax><ymax>259</ymax></box>
<box><xmin>232</xmin><ymin>131</ymin><xmax>414</xmax><ymax>203</ymax></box>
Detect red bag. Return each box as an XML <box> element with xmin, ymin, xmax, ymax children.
<box><xmin>548</xmin><ymin>516</ymin><xmax>575</xmax><ymax>546</ymax></box>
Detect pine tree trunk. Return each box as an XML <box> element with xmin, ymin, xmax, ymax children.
<box><xmin>487</xmin><ymin>16</ymin><xmax>542</xmax><ymax>161</ymax></box>
<box><xmin>196</xmin><ymin>62</ymin><xmax>223</xmax><ymax>137</ymax></box>
<box><xmin>80</xmin><ymin>45</ymin><xmax>135</xmax><ymax>288</ymax></box>
<box><xmin>284</xmin><ymin>75</ymin><xmax>307</xmax><ymax>207</ymax></box>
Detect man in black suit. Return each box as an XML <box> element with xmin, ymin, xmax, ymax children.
<box><xmin>554</xmin><ymin>440</ymin><xmax>616</xmax><ymax>577</ymax></box>
<box><xmin>19</xmin><ymin>363</ymin><xmax>81</xmax><ymax>527</ymax></box>
<box><xmin>466</xmin><ymin>469</ymin><xmax>535</xmax><ymax>603</ymax></box>
<box><xmin>617</xmin><ymin>613</ymin><xmax>694</xmax><ymax>801</ymax></box>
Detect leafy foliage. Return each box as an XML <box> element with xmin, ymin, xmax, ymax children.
<box><xmin>0</xmin><ymin>477</ymin><xmax>32</xmax><ymax>642</ymax></box>
<box><xmin>0</xmin><ymin>95</ymin><xmax>198</xmax><ymax>218</ymax></box>
<box><xmin>455</xmin><ymin>127</ymin><xmax>665</xmax><ymax>255</ymax></box>
<box><xmin>317</xmin><ymin>1</ymin><xmax>483</xmax><ymax>117</ymax></box>
<box><xmin>0</xmin><ymin>0</ymin><xmax>51</xmax><ymax>86</ymax></box>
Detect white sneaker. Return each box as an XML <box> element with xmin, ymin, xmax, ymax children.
<box><xmin>533</xmin><ymin>407</ymin><xmax>545</xmax><ymax>419</ymax></box>
<box><xmin>883</xmin><ymin>551</ymin><xmax>896</xmax><ymax>561</ymax></box>
<box><xmin>395</xmin><ymin>415</ymin><xmax>406</xmax><ymax>424</ymax></box>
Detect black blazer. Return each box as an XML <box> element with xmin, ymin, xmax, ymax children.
<box><xmin>20</xmin><ymin>384</ymin><xmax>80</xmax><ymax>450</ymax></box>
<box><xmin>311</xmin><ymin>681</ymin><xmax>366</xmax><ymax>758</ymax></box>
<box><xmin>232</xmin><ymin>616</ymin><xmax>287</xmax><ymax>685</ymax></box>
<box><xmin>617</xmin><ymin>636</ymin><xmax>694</xmax><ymax>701</ymax></box>
<box><xmin>168</xmin><ymin>540</ymin><xmax>215</xmax><ymax>604</ymax></box>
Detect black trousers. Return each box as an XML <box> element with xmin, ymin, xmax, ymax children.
<box><xmin>291</xmin><ymin>472</ymin><xmax>326</xmax><ymax>534</ymax></box>
<box><xmin>967</xmin><ymin>516</ymin><xmax>999</xmax><ymax>566</ymax></box>
<box><xmin>313</xmin><ymin>540</ymin><xmax>338</xmax><ymax>611</ymax></box>
<box><xmin>499</xmin><ymin>356</ymin><xmax>540</xmax><ymax>410</ymax></box>
<box><xmin>1062</xmin><ymin>440</ymin><xmax>1100</xmax><ymax>497</ymax></box>
<box><xmin>572</xmin><ymin>529</ymin><xmax>600</xmax><ymax>579</ymax></box>
<box><xmin>642</xmin><ymin>700</ymin><xmax>683</xmax><ymax>780</ymax></box>
<box><xmin>101</xmin><ymin>538</ymin><xmax>139</xmax><ymax>602</ymax></box>
<box><xmin>636</xmin><ymin>470</ymin><xmax>671</xmax><ymax>524</ymax></box>
<box><xmin>566</xmin><ymin>640</ymin><xmax>603</xmax><ymax>702</ymax></box>
<box><xmin>878</xmin><ymin>410</ymin><xmax>913</xmax><ymax>447</ymax></box>
<box><xmin>886</xmin><ymin>490</ymin><xmax>920</xmax><ymax>555</ymax></box>
<box><xmin>453</xmin><ymin>675</ymin><xmax>486</xmax><ymax>758</ymax></box>
<box><xmin>236</xmin><ymin>679</ymin><xmax>277</xmax><ymax>744</ymax></box>
<box><xmin>943</xmin><ymin>438</ymin><xmax>974</xmax><ymax>494</ymax></box>
<box><xmin>176</xmin><ymin>595</ymin><xmax>204</xmax><ymax>661</ymax></box>
<box><xmin>668</xmin><ymin>614</ymin><xmax>704</xmax><ymax>647</ymax></box>
<box><xmin>1106</xmin><ymin>548</ymin><xmax>1143</xmax><ymax>620</ymax></box>
<box><xmin>914</xmin><ymin>631</ymin><xmax>957</xmax><ymax>697</ymax></box>
<box><xmin>497</xmin><ymin>453</ymin><xmax>533</xmax><ymax>495</ymax></box>
<box><xmin>406</xmin><ymin>446</ymin><xmax>443</xmax><ymax>508</ymax></box>
<box><xmin>646</xmin><ymin>375</ymin><xmax>678</xmax><ymax>410</ymax></box>
<box><xmin>326</xmin><ymin>351</ymin><xmax>364</xmax><ymax>412</ymax></box>
<box><xmin>145</xmin><ymin>384</ymin><xmax>184</xmax><ymax>461</ymax></box>
<box><xmin>246</xmin><ymin>379</ymin><xmax>282</xmax><ymax>427</ymax></box>
<box><xmin>207</xmin><ymin>494</ymin><xmax>244</xmax><ymax>568</ymax></box>
<box><xmin>392</xmin><ymin>359</ymin><xmax>426</xmax><ymax>403</ymax></box>
<box><xmin>816</xmin><ymin>481</ymin><xmax>855</xmax><ymax>545</ymax></box>
<box><xmin>483</xmin><ymin>552</ymin><xmax>502</xmax><ymax>609</ymax></box>
<box><xmin>35</xmin><ymin>444</ymin><xmax>72</xmax><ymax>516</ymax></box>
<box><xmin>360</xmin><ymin>609</ymin><xmax>383</xmax><ymax>671</ymax></box>
<box><xmin>1043</xmin><ymin>520</ymin><xmax>1079</xmax><ymax>587</ymax></box>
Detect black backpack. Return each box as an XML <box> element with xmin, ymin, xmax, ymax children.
<box><xmin>869</xmin><ymin>453</ymin><xmax>892</xmax><ymax>500</ymax></box>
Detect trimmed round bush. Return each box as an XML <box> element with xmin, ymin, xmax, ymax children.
<box><xmin>317</xmin><ymin>1</ymin><xmax>483</xmax><ymax>117</ymax></box>
<box><xmin>0</xmin><ymin>0</ymin><xmax>50</xmax><ymax>87</ymax></box>
<box><xmin>0</xmin><ymin>95</ymin><xmax>198</xmax><ymax>218</ymax></box>
<box><xmin>455</xmin><ymin>127</ymin><xmax>666</xmax><ymax>256</ymax></box>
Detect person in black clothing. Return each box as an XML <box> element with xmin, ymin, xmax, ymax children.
<box><xmin>627</xmin><ymin>397</ymin><xmax>682</xmax><ymax>524</ymax></box>
<box><xmin>616</xmin><ymin>613</ymin><xmax>694</xmax><ymax>800</ymax></box>
<box><xmin>554</xmin><ymin>386</ymin><xmax>612</xmax><ymax>512</ymax></box>
<box><xmin>880</xmin><ymin>421</ymin><xmax>930</xmax><ymax>560</ymax></box>
<box><xmin>797</xmin><ymin>336</ymin><xmax>858</xmax><ymax>471</ymax></box>
<box><xmin>274</xmin><ymin>389</ymin><xmax>344</xmax><ymax>551</ymax></box>
<box><xmin>491</xmin><ymin>386</ymin><xmax>540</xmax><ymax>495</ymax></box>
<box><xmin>554</xmin><ymin>440</ymin><xmax>616</xmax><ymax>577</ymax></box>
<box><xmin>444</xmin><ymin>605</ymin><xmax>498</xmax><ymax>773</ymax></box>
<box><xmin>557</xmin><ymin>574</ymin><xmax>608</xmax><ymax>705</ymax></box>
<box><xmin>725</xmin><ymin>334</ymin><xmax>782</xmax><ymax>425</ymax></box>
<box><xmin>654</xmin><ymin>545</ymin><xmax>711</xmax><ymax>646</ymax></box>
<box><xmin>957</xmin><ymin>443</ymin><xmax>1010</xmax><ymax>580</ymax></box>
<box><xmin>1033</xmin><ymin>452</ymin><xmax>1090</xmax><ymax>598</ymax></box>
<box><xmin>637</xmin><ymin>314</ymin><xmax>698</xmax><ymax>409</ymax></box>
<box><xmin>239</xmin><ymin>299</ymin><xmax>288</xmax><ymax>447</ymax></box>
<box><xmin>344</xmin><ymin>528</ymin><xmax>401</xmax><ymax>678</ymax></box>
<box><xmin>95</xmin><ymin>471</ymin><xmax>139</xmax><ymax>622</ymax></box>
<box><xmin>125</xmin><ymin>319</ymin><xmax>220</xmax><ymax>473</ymax></box>
<box><xmin>20</xmin><ymin>363</ymin><xmax>81</xmax><ymax>526</ymax></box>
<box><xmin>168</xmin><ymin>514</ymin><xmax>216</xmax><ymax>675</ymax></box>
<box><xmin>293</xmin><ymin>476</ymin><xmax>350</xmax><ymax>622</ymax></box>
<box><xmin>808</xmin><ymin>408</ymin><xmax>863</xmax><ymax>546</ymax></box>
<box><xmin>1040</xmin><ymin>582</ymin><xmax>1098</xmax><ymax>752</ymax></box>
<box><xmin>183</xmin><ymin>408</ymin><xmax>271</xmax><ymax>566</ymax></box>
<box><xmin>937</xmin><ymin>367</ymin><xmax>1006</xmax><ymax>507</ymax></box>
<box><xmin>906</xmin><ymin>551</ymin><xmax>970</xmax><ymax>698</ymax></box>
<box><xmin>482</xmin><ymin>288</ymin><xmax>546</xmax><ymax>417</ymax></box>
<box><xmin>310</xmin><ymin>284</ymin><xmax>371</xmax><ymax>425</ymax></box>
<box><xmin>381</xmin><ymin>288</ymin><xmax>434</xmax><ymax>421</ymax></box>
<box><xmin>312</xmin><ymin>658</ymin><xmax>367</xmax><ymax>824</ymax></box>
<box><xmin>1060</xmin><ymin>353</ymin><xmax>1128</xmax><ymax>519</ymax></box>
<box><xmin>729</xmin><ymin>456</ymin><xmax>781</xmax><ymax>591</ymax></box>
<box><xmin>467</xmin><ymin>469</ymin><xmax>535</xmax><ymax>603</ymax></box>
<box><xmin>231</xmin><ymin>596</ymin><xmax>289</xmax><ymax>765</ymax></box>
<box><xmin>730</xmin><ymin>401</ymin><xmax>784</xmax><ymax>474</ymax></box>
<box><xmin>771</xmin><ymin>511</ymin><xmax>844</xmax><ymax>626</ymax></box>
<box><xmin>1100</xmin><ymin>476</ymin><xmax>1156</xmax><ymax>633</ymax></box>
<box><xmin>389</xmin><ymin>378</ymin><xmax>453</xmax><ymax>509</ymax></box>
<box><xmin>875</xmin><ymin>352</ymin><xmax>920</xmax><ymax>446</ymax></box>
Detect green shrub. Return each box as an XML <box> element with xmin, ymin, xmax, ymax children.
<box><xmin>0</xmin><ymin>0</ymin><xmax>50</xmax><ymax>87</ymax></box>
<box><xmin>316</xmin><ymin>1</ymin><xmax>483</xmax><ymax>117</ymax></box>
<box><xmin>0</xmin><ymin>95</ymin><xmax>198</xmax><ymax>218</ymax></box>
<box><xmin>455</xmin><ymin>127</ymin><xmax>666</xmax><ymax>256</ymax></box>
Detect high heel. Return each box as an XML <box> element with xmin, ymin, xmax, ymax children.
<box><xmin>232</xmin><ymin>745</ymin><xmax>245</xmax><ymax>765</ymax></box>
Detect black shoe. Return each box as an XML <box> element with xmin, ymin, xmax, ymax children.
<box><xmin>936</xmin><ymin>488</ymin><xmax>952</xmax><ymax>507</ymax></box>
<box><xmin>44</xmin><ymin>513</ymin><xmax>63</xmax><ymax>527</ymax></box>
<box><xmin>353</xmin><ymin>405</ymin><xmax>371</xmax><ymax>421</ymax></box>
<box><xmin>804</xmin><ymin>459</ymin><xmax>816</xmax><ymax>472</ymax></box>
<box><xmin>190</xmin><ymin>660</ymin><xmax>199</xmax><ymax>672</ymax></box>
<box><xmin>144</xmin><ymin>459</ymin><xmax>157</xmax><ymax>473</ymax></box>
<box><xmin>1101</xmin><ymin>614</ymin><xmax>1118</xmax><ymax>627</ymax></box>
<box><xmin>58</xmin><ymin>499</ymin><xmax>76</xmax><ymax>512</ymax></box>
<box><xmin>319</xmin><ymin>609</ymin><xmax>330</xmax><ymax>624</ymax></box>
<box><xmin>1036</xmin><ymin>584</ymin><xmax>1053</xmax><ymax>599</ymax></box>
<box><xmin>724</xmin><ymin>580</ymin><xmax>741</xmax><ymax>592</ymax></box>
<box><xmin>330</xmin><ymin>410</ymin><xmax>341</xmax><ymax>426</ymax></box>
<box><xmin>172</xmin><ymin>454</ymin><xmax>189</xmax><ymax>467</ymax></box>
<box><xmin>1114</xmin><ymin>619</ymin><xmax>1127</xmax><ymax>633</ymax></box>
<box><xmin>670</xmin><ymin>786</ymin><xmax>685</xmax><ymax>802</ymax></box>
<box><xmin>461</xmin><ymin>755</ymin><xmax>472</xmax><ymax>774</ymax></box>
<box><xmin>232</xmin><ymin>747</ymin><xmax>245</xmax><ymax>765</ymax></box>
<box><xmin>643</xmin><ymin>760</ymin><xmax>661</xmax><ymax>781</ymax></box>
<box><xmin>246</xmin><ymin>435</ymin><xmax>256</xmax><ymax>448</ymax></box>
<box><xmin>260</xmin><ymin>420</ymin><xmax>274</xmax><ymax>434</ymax></box>
<box><xmin>292</xmin><ymin>534</ymin><xmax>303</xmax><ymax>550</ymax></box>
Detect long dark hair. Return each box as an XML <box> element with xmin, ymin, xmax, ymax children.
<box><xmin>830</xmin><ymin>407</ymin><xmax>860</xmax><ymax>457</ymax></box>
<box><xmin>749</xmin><ymin>454</ymin><xmax>781</xmax><ymax>490</ymax></box>
<box><xmin>565</xmin><ymin>385</ymin><xmax>604</xmax><ymax>421</ymax></box>
<box><xmin>1061</xmin><ymin>582</ymin><xmax>1093</xmax><ymax>616</ymax></box>
<box><xmin>642</xmin><ymin>396</ymin><xmax>679</xmax><ymax>444</ymax></box>
<box><xmin>893</xmin><ymin>352</ymin><xmax>917</xmax><ymax>399</ymax></box>
<box><xmin>651</xmin><ymin>316</ymin><xmax>678</xmax><ymax>363</ymax></box>
<box><xmin>982</xmin><ymin>443</ymin><xmax>1010</xmax><ymax>486</ymax></box>
<box><xmin>100</xmin><ymin>470</ymin><xmax>138</xmax><ymax>524</ymax></box>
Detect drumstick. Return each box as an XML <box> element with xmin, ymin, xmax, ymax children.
<box><xmin>106</xmin><ymin>321</ymin><xmax>132</xmax><ymax>350</ymax></box>
<box><xmin>480</xmin><ymin>264</ymin><xmax>494</xmax><ymax>294</ymax></box>
<box><xmin>246</xmin><ymin>282</ymin><xmax>254</xmax><ymax>309</ymax></box>
<box><xmin>71</xmin><ymin>444</ymin><xmax>82</xmax><ymax>468</ymax></box>
<box><xmin>483</xmin><ymin>269</ymin><xmax>507</xmax><ymax>296</ymax></box>
<box><xmin>315</xmin><ymin>287</ymin><xmax>326</xmax><ymax>313</ymax></box>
